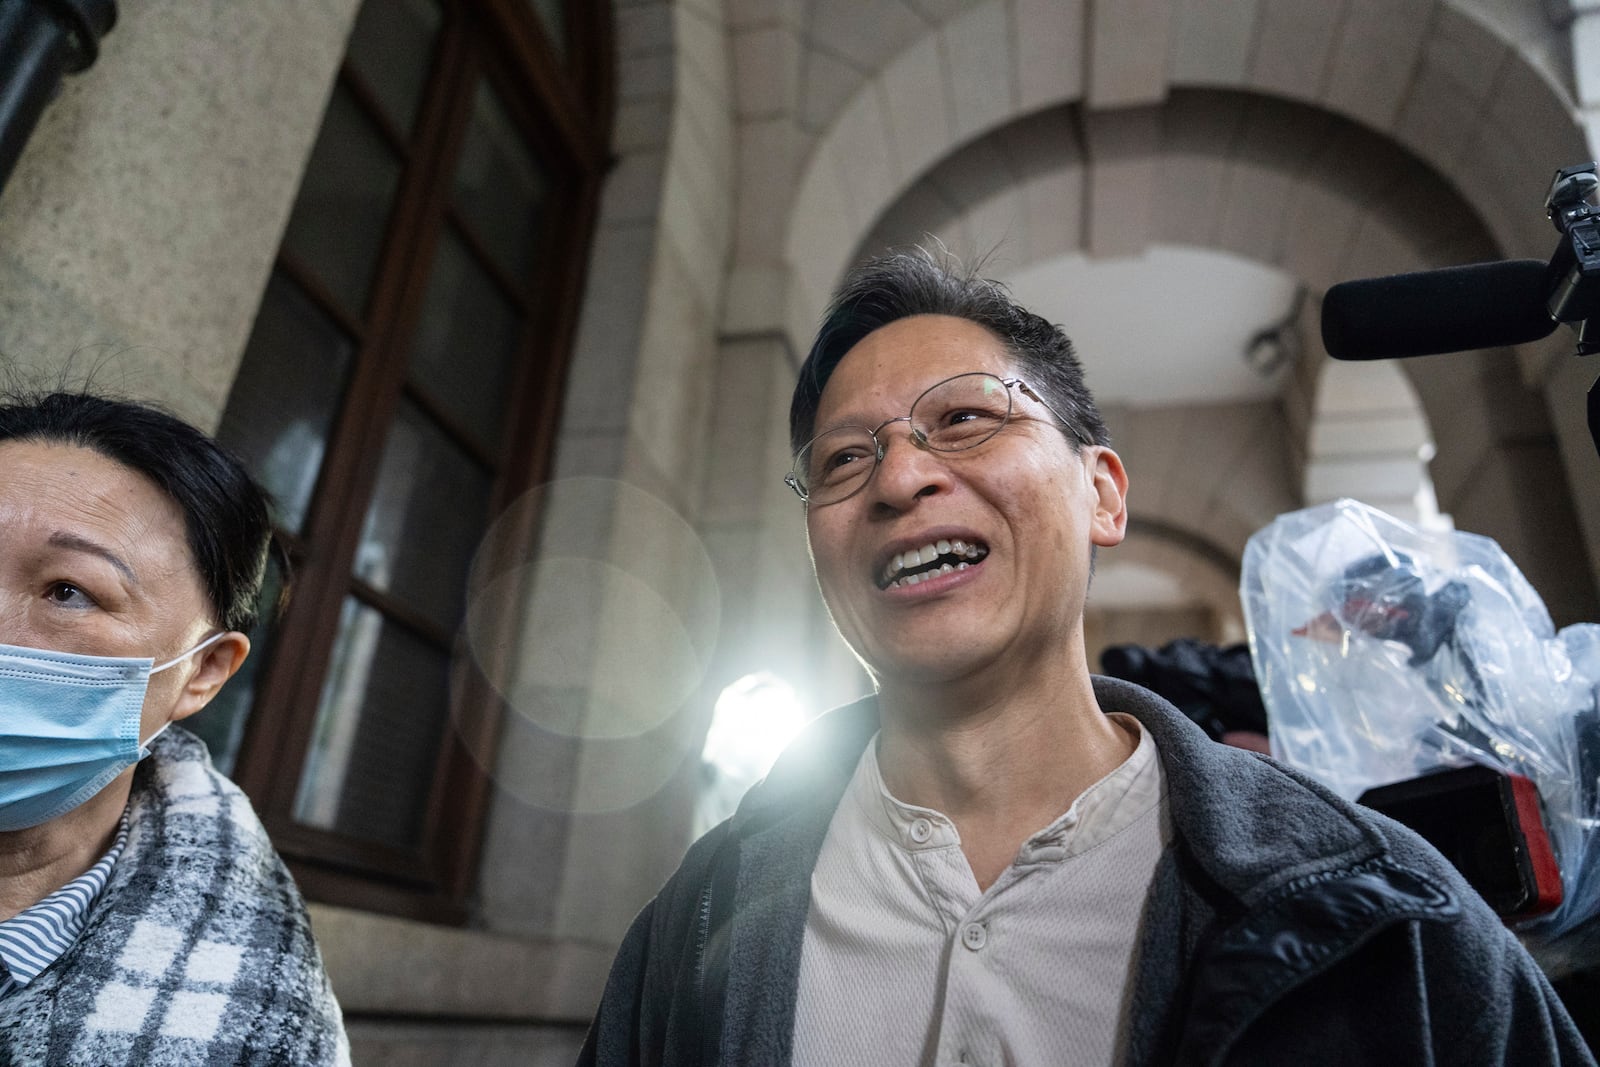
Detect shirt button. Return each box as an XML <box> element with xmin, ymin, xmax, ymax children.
<box><xmin>909</xmin><ymin>818</ymin><xmax>933</xmax><ymax>843</ymax></box>
<box><xmin>961</xmin><ymin>922</ymin><xmax>987</xmax><ymax>951</ymax></box>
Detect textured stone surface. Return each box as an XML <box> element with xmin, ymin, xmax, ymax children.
<box><xmin>828</xmin><ymin>86</ymin><xmax>899</xmax><ymax>230</ymax></box>
<box><xmin>735</xmin><ymin>24</ymin><xmax>803</xmax><ymax>117</ymax></box>
<box><xmin>346</xmin><ymin>1024</ymin><xmax>585</xmax><ymax>1067</ymax></box>
<box><xmin>943</xmin><ymin>2</ymin><xmax>1015</xmax><ymax>142</ymax></box>
<box><xmin>1015</xmin><ymin>0</ymin><xmax>1086</xmax><ymax>110</ymax></box>
<box><xmin>1248</xmin><ymin>0</ymin><xmax>1343</xmax><ymax>103</ymax></box>
<box><xmin>1169</xmin><ymin>0</ymin><xmax>1259</xmax><ymax>87</ymax></box>
<box><xmin>1086</xmin><ymin>0</ymin><xmax>1172</xmax><ymax>108</ymax></box>
<box><xmin>0</xmin><ymin>0</ymin><xmax>359</xmax><ymax>431</ymax></box>
<box><xmin>806</xmin><ymin>0</ymin><xmax>927</xmax><ymax>74</ymax></box>
<box><xmin>878</xmin><ymin>32</ymin><xmax>953</xmax><ymax>184</ymax></box>
<box><xmin>311</xmin><ymin>904</ymin><xmax>611</xmax><ymax>1020</ymax></box>
<box><xmin>1322</xmin><ymin>0</ymin><xmax>1433</xmax><ymax>132</ymax></box>
<box><xmin>1083</xmin><ymin>105</ymin><xmax>1161</xmax><ymax>258</ymax></box>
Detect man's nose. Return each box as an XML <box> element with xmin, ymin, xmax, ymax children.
<box><xmin>868</xmin><ymin>428</ymin><xmax>950</xmax><ymax>507</ymax></box>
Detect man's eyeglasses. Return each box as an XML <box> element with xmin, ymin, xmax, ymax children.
<box><xmin>785</xmin><ymin>371</ymin><xmax>1084</xmax><ymax>506</ymax></box>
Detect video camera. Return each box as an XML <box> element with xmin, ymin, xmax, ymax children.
<box><xmin>1308</xmin><ymin>181</ymin><xmax>1600</xmax><ymax>935</ymax></box>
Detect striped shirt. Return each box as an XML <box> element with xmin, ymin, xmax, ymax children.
<box><xmin>0</xmin><ymin>813</ymin><xmax>129</xmax><ymax>998</ymax></box>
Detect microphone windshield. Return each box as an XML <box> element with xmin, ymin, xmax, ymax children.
<box><xmin>1321</xmin><ymin>260</ymin><xmax>1558</xmax><ymax>360</ymax></box>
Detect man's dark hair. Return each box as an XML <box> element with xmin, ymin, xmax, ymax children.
<box><xmin>0</xmin><ymin>391</ymin><xmax>280</xmax><ymax>632</ymax></box>
<box><xmin>789</xmin><ymin>248</ymin><xmax>1110</xmax><ymax>453</ymax></box>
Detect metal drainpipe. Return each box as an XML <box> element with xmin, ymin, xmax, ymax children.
<box><xmin>0</xmin><ymin>0</ymin><xmax>117</xmax><ymax>195</ymax></box>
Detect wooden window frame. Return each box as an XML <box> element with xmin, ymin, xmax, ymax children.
<box><xmin>227</xmin><ymin>0</ymin><xmax>613</xmax><ymax>923</ymax></box>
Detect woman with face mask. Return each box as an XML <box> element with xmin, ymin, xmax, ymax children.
<box><xmin>0</xmin><ymin>391</ymin><xmax>349</xmax><ymax>1065</ymax></box>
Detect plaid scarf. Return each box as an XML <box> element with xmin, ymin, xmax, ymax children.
<box><xmin>0</xmin><ymin>728</ymin><xmax>350</xmax><ymax>1065</ymax></box>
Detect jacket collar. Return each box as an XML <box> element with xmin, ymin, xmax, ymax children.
<box><xmin>732</xmin><ymin>676</ymin><xmax>1426</xmax><ymax>907</ymax></box>
<box><xmin>725</xmin><ymin>694</ymin><xmax>878</xmax><ymax>841</ymax></box>
<box><xmin>1090</xmin><ymin>676</ymin><xmax>1393</xmax><ymax>904</ymax></box>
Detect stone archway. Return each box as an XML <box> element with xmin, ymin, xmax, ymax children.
<box><xmin>768</xmin><ymin>0</ymin><xmax>1587</xmax><ymax>340</ymax></box>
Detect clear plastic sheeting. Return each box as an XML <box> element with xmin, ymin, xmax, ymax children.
<box><xmin>1241</xmin><ymin>499</ymin><xmax>1600</xmax><ymax>953</ymax></box>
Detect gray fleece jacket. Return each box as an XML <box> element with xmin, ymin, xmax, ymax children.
<box><xmin>580</xmin><ymin>676</ymin><xmax>1593</xmax><ymax>1066</ymax></box>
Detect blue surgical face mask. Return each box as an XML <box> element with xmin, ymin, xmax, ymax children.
<box><xmin>0</xmin><ymin>632</ymin><xmax>228</xmax><ymax>832</ymax></box>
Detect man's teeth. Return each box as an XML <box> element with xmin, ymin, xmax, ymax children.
<box><xmin>881</xmin><ymin>540</ymin><xmax>987</xmax><ymax>588</ymax></box>
<box><xmin>891</xmin><ymin>563</ymin><xmax>965</xmax><ymax>587</ymax></box>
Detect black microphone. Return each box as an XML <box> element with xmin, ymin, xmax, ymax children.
<box><xmin>1321</xmin><ymin>259</ymin><xmax>1559</xmax><ymax>360</ymax></box>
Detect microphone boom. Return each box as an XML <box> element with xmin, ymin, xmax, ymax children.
<box><xmin>1321</xmin><ymin>259</ymin><xmax>1557</xmax><ymax>361</ymax></box>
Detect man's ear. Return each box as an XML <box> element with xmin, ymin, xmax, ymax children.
<box><xmin>170</xmin><ymin>633</ymin><xmax>251</xmax><ymax>723</ymax></box>
<box><xmin>1087</xmin><ymin>447</ymin><xmax>1129</xmax><ymax>548</ymax></box>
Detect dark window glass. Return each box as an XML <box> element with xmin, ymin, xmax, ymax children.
<box><xmin>407</xmin><ymin>228</ymin><xmax>524</xmax><ymax>450</ymax></box>
<box><xmin>354</xmin><ymin>400</ymin><xmax>493</xmax><ymax>632</ymax></box>
<box><xmin>281</xmin><ymin>84</ymin><xmax>404</xmax><ymax>316</ymax></box>
<box><xmin>217</xmin><ymin>272</ymin><xmax>356</xmax><ymax>533</ymax></box>
<box><xmin>452</xmin><ymin>83</ymin><xmax>550</xmax><ymax>281</ymax></box>
<box><xmin>346</xmin><ymin>0</ymin><xmax>443</xmax><ymax>135</ymax></box>
<box><xmin>295</xmin><ymin>599</ymin><xmax>450</xmax><ymax>849</ymax></box>
<box><xmin>529</xmin><ymin>0</ymin><xmax>567</xmax><ymax>58</ymax></box>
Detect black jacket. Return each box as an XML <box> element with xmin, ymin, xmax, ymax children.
<box><xmin>580</xmin><ymin>677</ymin><xmax>1593</xmax><ymax>1066</ymax></box>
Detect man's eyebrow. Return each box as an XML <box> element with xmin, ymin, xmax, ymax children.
<box><xmin>46</xmin><ymin>532</ymin><xmax>138</xmax><ymax>584</ymax></box>
<box><xmin>814</xmin><ymin>403</ymin><xmax>880</xmax><ymax>434</ymax></box>
<box><xmin>813</xmin><ymin>415</ymin><xmax>862</xmax><ymax>435</ymax></box>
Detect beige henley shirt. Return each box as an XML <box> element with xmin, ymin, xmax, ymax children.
<box><xmin>791</xmin><ymin>714</ymin><xmax>1170</xmax><ymax>1067</ymax></box>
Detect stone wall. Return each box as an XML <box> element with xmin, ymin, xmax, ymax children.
<box><xmin>0</xmin><ymin>0</ymin><xmax>358</xmax><ymax>429</ymax></box>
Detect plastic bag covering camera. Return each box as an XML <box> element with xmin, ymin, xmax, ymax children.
<box><xmin>1241</xmin><ymin>499</ymin><xmax>1600</xmax><ymax>947</ymax></box>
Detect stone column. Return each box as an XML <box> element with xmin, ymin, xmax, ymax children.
<box><xmin>0</xmin><ymin>0</ymin><xmax>359</xmax><ymax>430</ymax></box>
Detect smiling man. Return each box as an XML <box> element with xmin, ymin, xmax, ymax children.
<box><xmin>580</xmin><ymin>251</ymin><xmax>1592</xmax><ymax>1066</ymax></box>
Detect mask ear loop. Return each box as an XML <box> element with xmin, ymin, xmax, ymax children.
<box><xmin>150</xmin><ymin>630</ymin><xmax>230</xmax><ymax>675</ymax></box>
<box><xmin>142</xmin><ymin>631</ymin><xmax>232</xmax><ymax>749</ymax></box>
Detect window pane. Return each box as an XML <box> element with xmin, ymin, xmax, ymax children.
<box><xmin>281</xmin><ymin>83</ymin><xmax>404</xmax><ymax>317</ymax></box>
<box><xmin>407</xmin><ymin>227</ymin><xmax>524</xmax><ymax>450</ymax></box>
<box><xmin>218</xmin><ymin>271</ymin><xmax>356</xmax><ymax>533</ymax></box>
<box><xmin>355</xmin><ymin>401</ymin><xmax>492</xmax><ymax>631</ymax></box>
<box><xmin>528</xmin><ymin>0</ymin><xmax>567</xmax><ymax>58</ymax></box>
<box><xmin>187</xmin><ymin>556</ymin><xmax>288</xmax><ymax>777</ymax></box>
<box><xmin>346</xmin><ymin>0</ymin><xmax>442</xmax><ymax>136</ymax></box>
<box><xmin>452</xmin><ymin>83</ymin><xmax>550</xmax><ymax>281</ymax></box>
<box><xmin>294</xmin><ymin>599</ymin><xmax>449</xmax><ymax>849</ymax></box>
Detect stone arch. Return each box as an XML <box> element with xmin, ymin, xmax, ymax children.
<box><xmin>775</xmin><ymin>0</ymin><xmax>1586</xmax><ymax>340</ymax></box>
<box><xmin>849</xmin><ymin>91</ymin><xmax>1498</xmax><ymax>294</ymax></box>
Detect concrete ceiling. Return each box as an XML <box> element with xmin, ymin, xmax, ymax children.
<box><xmin>1003</xmin><ymin>244</ymin><xmax>1301</xmax><ymax>408</ymax></box>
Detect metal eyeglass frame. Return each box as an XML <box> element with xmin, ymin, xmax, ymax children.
<box><xmin>784</xmin><ymin>371</ymin><xmax>1085</xmax><ymax>505</ymax></box>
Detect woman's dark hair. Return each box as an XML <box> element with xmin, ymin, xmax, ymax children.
<box><xmin>0</xmin><ymin>391</ymin><xmax>282</xmax><ymax>632</ymax></box>
<box><xmin>789</xmin><ymin>248</ymin><xmax>1110</xmax><ymax>454</ymax></box>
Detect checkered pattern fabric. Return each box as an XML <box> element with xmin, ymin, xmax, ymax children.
<box><xmin>0</xmin><ymin>728</ymin><xmax>350</xmax><ymax>1065</ymax></box>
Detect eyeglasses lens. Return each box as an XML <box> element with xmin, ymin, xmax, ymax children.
<box><xmin>795</xmin><ymin>375</ymin><xmax>1015</xmax><ymax>504</ymax></box>
<box><xmin>798</xmin><ymin>427</ymin><xmax>879</xmax><ymax>503</ymax></box>
<box><xmin>911</xmin><ymin>373</ymin><xmax>1012</xmax><ymax>453</ymax></box>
